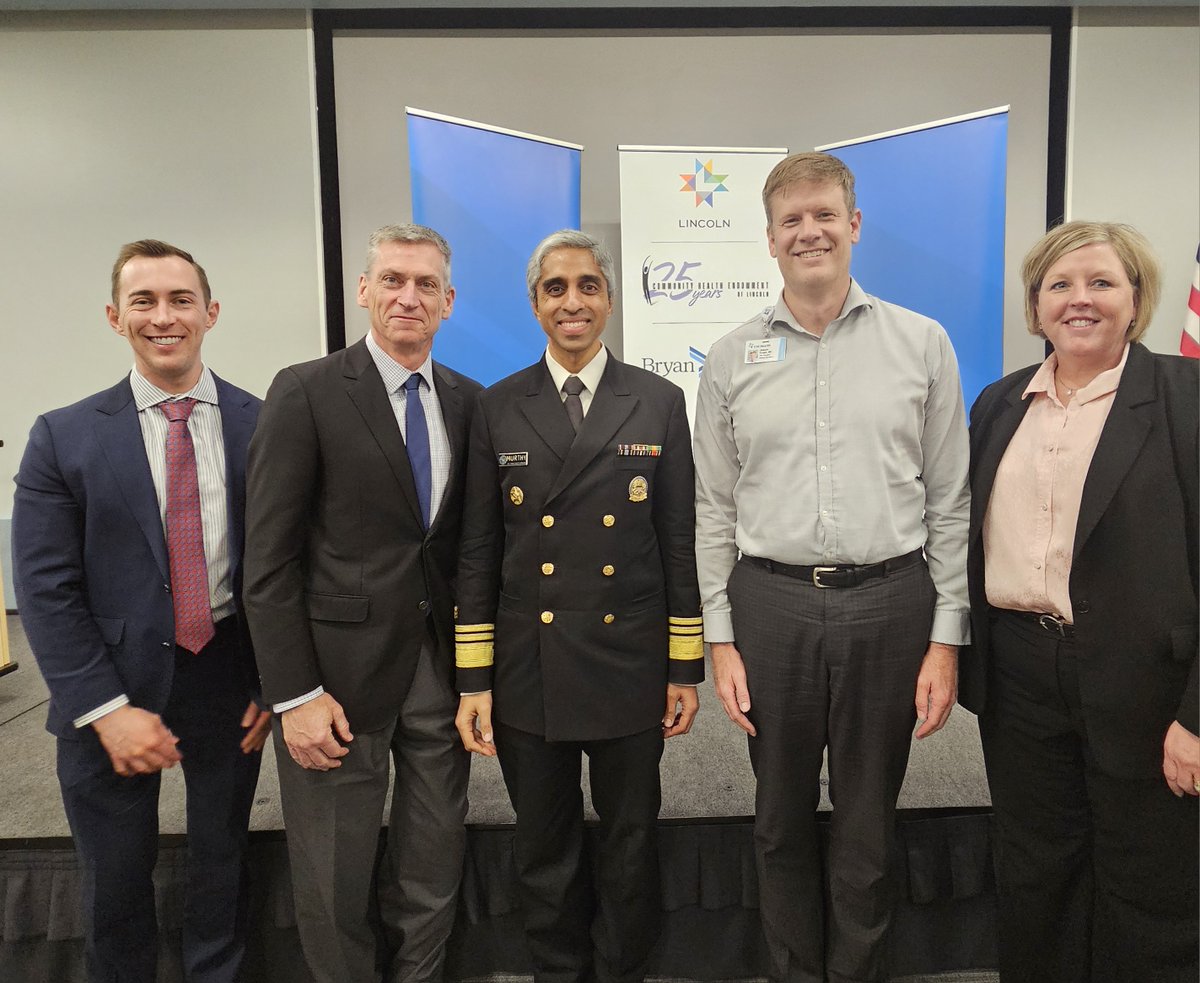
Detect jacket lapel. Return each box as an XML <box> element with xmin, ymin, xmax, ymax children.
<box><xmin>430</xmin><ymin>361</ymin><xmax>466</xmax><ymax>531</ymax></box>
<box><xmin>213</xmin><ymin>373</ymin><xmax>256</xmax><ymax>572</ymax></box>
<box><xmin>971</xmin><ymin>377</ymin><xmax>1033</xmax><ymax>543</ymax></box>
<box><xmin>545</xmin><ymin>357</ymin><xmax>638</xmax><ymax>506</ymax></box>
<box><xmin>94</xmin><ymin>379</ymin><xmax>170</xmax><ymax>581</ymax></box>
<box><xmin>343</xmin><ymin>339</ymin><xmax>425</xmax><ymax>529</ymax></box>
<box><xmin>517</xmin><ymin>361</ymin><xmax>576</xmax><ymax>465</ymax></box>
<box><xmin>1073</xmin><ymin>343</ymin><xmax>1155</xmax><ymax>557</ymax></box>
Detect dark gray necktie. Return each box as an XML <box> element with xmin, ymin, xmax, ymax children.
<box><xmin>562</xmin><ymin>375</ymin><xmax>585</xmax><ymax>434</ymax></box>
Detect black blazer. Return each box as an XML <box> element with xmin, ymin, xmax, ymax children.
<box><xmin>13</xmin><ymin>374</ymin><xmax>261</xmax><ymax>737</ymax></box>
<box><xmin>960</xmin><ymin>343</ymin><xmax>1199</xmax><ymax>776</ymax></box>
<box><xmin>244</xmin><ymin>338</ymin><xmax>480</xmax><ymax>731</ymax></box>
<box><xmin>455</xmin><ymin>354</ymin><xmax>702</xmax><ymax>742</ymax></box>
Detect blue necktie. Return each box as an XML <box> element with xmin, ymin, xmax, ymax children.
<box><xmin>403</xmin><ymin>373</ymin><xmax>432</xmax><ymax>528</ymax></box>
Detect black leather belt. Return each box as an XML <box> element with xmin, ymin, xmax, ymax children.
<box><xmin>742</xmin><ymin>549</ymin><xmax>923</xmax><ymax>589</ymax></box>
<box><xmin>998</xmin><ymin>608</ymin><xmax>1076</xmax><ymax>639</ymax></box>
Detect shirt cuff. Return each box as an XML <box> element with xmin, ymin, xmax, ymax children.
<box><xmin>930</xmin><ymin>608</ymin><xmax>971</xmax><ymax>647</ymax></box>
<box><xmin>701</xmin><ymin>610</ymin><xmax>735</xmax><ymax>644</ymax></box>
<box><xmin>273</xmin><ymin>686</ymin><xmax>325</xmax><ymax>713</ymax></box>
<box><xmin>460</xmin><ymin>690</ymin><xmax>492</xmax><ymax>696</ymax></box>
<box><xmin>74</xmin><ymin>695</ymin><xmax>130</xmax><ymax>728</ymax></box>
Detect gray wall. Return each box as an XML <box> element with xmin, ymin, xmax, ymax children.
<box><xmin>2</xmin><ymin>7</ymin><xmax>1198</xmax><ymax>608</ymax></box>
<box><xmin>0</xmin><ymin>12</ymin><xmax>325</xmax><ymax>606</ymax></box>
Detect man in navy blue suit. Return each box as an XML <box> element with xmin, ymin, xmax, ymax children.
<box><xmin>12</xmin><ymin>239</ymin><xmax>271</xmax><ymax>983</ymax></box>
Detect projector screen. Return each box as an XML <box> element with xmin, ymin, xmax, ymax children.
<box><xmin>322</xmin><ymin>12</ymin><xmax>1061</xmax><ymax>379</ymax></box>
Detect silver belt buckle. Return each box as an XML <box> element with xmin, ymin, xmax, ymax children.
<box><xmin>1038</xmin><ymin>613</ymin><xmax>1069</xmax><ymax>636</ymax></box>
<box><xmin>812</xmin><ymin>566</ymin><xmax>837</xmax><ymax>588</ymax></box>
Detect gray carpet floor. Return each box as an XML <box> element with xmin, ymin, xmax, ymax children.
<box><xmin>0</xmin><ymin>613</ymin><xmax>991</xmax><ymax>840</ymax></box>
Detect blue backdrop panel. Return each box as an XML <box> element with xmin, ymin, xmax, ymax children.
<box><xmin>831</xmin><ymin>112</ymin><xmax>1007</xmax><ymax>410</ymax></box>
<box><xmin>408</xmin><ymin>113</ymin><xmax>581</xmax><ymax>386</ymax></box>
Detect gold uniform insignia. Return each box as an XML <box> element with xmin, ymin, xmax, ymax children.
<box><xmin>628</xmin><ymin>476</ymin><xmax>648</xmax><ymax>502</ymax></box>
<box><xmin>509</xmin><ymin>486</ymin><xmax>524</xmax><ymax>505</ymax></box>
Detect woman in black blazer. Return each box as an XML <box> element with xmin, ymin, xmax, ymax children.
<box><xmin>960</xmin><ymin>222</ymin><xmax>1198</xmax><ymax>983</ymax></box>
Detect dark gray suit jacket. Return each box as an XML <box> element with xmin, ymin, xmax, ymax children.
<box><xmin>244</xmin><ymin>338</ymin><xmax>480</xmax><ymax>731</ymax></box>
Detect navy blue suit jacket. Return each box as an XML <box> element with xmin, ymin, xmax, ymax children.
<box><xmin>13</xmin><ymin>374</ymin><xmax>261</xmax><ymax>738</ymax></box>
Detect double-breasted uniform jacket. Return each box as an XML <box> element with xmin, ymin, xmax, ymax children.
<box><xmin>244</xmin><ymin>339</ymin><xmax>481</xmax><ymax>732</ymax></box>
<box><xmin>13</xmin><ymin>374</ymin><xmax>261</xmax><ymax>738</ymax></box>
<box><xmin>959</xmin><ymin>342</ymin><xmax>1199</xmax><ymax>776</ymax></box>
<box><xmin>454</xmin><ymin>353</ymin><xmax>703</xmax><ymax>742</ymax></box>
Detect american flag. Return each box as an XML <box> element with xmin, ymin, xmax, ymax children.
<box><xmin>1182</xmin><ymin>243</ymin><xmax>1200</xmax><ymax>359</ymax></box>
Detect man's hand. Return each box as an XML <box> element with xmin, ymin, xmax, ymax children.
<box><xmin>662</xmin><ymin>684</ymin><xmax>699</xmax><ymax>739</ymax></box>
<box><xmin>712</xmin><ymin>641</ymin><xmax>756</xmax><ymax>737</ymax></box>
<box><xmin>456</xmin><ymin>692</ymin><xmax>496</xmax><ymax>756</ymax></box>
<box><xmin>914</xmin><ymin>641</ymin><xmax>958</xmax><ymax>739</ymax></box>
<box><xmin>239</xmin><ymin>701</ymin><xmax>273</xmax><ymax>754</ymax></box>
<box><xmin>1162</xmin><ymin>720</ymin><xmax>1200</xmax><ymax>797</ymax></box>
<box><xmin>281</xmin><ymin>693</ymin><xmax>353</xmax><ymax>770</ymax></box>
<box><xmin>92</xmin><ymin>705</ymin><xmax>181</xmax><ymax>777</ymax></box>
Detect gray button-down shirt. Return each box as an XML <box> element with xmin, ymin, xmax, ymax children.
<box><xmin>693</xmin><ymin>280</ymin><xmax>971</xmax><ymax>645</ymax></box>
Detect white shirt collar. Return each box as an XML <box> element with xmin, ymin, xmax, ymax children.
<box><xmin>544</xmin><ymin>344</ymin><xmax>608</xmax><ymax>396</ymax></box>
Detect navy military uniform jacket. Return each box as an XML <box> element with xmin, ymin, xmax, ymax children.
<box><xmin>455</xmin><ymin>352</ymin><xmax>703</xmax><ymax>742</ymax></box>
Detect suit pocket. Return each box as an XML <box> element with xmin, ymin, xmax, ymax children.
<box><xmin>93</xmin><ymin>616</ymin><xmax>125</xmax><ymax>647</ymax></box>
<box><xmin>305</xmin><ymin>592</ymin><xmax>370</xmax><ymax>623</ymax></box>
<box><xmin>1170</xmin><ymin>623</ymin><xmax>1199</xmax><ymax>663</ymax></box>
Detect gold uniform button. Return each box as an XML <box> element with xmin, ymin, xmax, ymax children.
<box><xmin>602</xmin><ymin>514</ymin><xmax>615</xmax><ymax>527</ymax></box>
<box><xmin>542</xmin><ymin>515</ymin><xmax>555</xmax><ymax>528</ymax></box>
<box><xmin>602</xmin><ymin>564</ymin><xmax>615</xmax><ymax>576</ymax></box>
<box><xmin>541</xmin><ymin>610</ymin><xmax>554</xmax><ymax>624</ymax></box>
<box><xmin>603</xmin><ymin>614</ymin><xmax>615</xmax><ymax>624</ymax></box>
<box><xmin>541</xmin><ymin>562</ymin><xmax>555</xmax><ymax>576</ymax></box>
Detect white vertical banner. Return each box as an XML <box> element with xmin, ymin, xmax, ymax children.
<box><xmin>618</xmin><ymin>146</ymin><xmax>788</xmax><ymax>423</ymax></box>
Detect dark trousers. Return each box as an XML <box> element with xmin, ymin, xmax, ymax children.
<box><xmin>275</xmin><ymin>638</ymin><xmax>469</xmax><ymax>983</ymax></box>
<box><xmin>981</xmin><ymin>610</ymin><xmax>1200</xmax><ymax>983</ymax></box>
<box><xmin>495</xmin><ymin>720</ymin><xmax>665</xmax><ymax>983</ymax></box>
<box><xmin>728</xmin><ymin>556</ymin><xmax>935</xmax><ymax>983</ymax></box>
<box><xmin>57</xmin><ymin>619</ymin><xmax>262</xmax><ymax>983</ymax></box>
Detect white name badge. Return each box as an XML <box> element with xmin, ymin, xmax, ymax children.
<box><xmin>745</xmin><ymin>338</ymin><xmax>785</xmax><ymax>364</ymax></box>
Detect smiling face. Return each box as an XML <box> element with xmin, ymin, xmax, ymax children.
<box><xmin>1036</xmin><ymin>242</ymin><xmax>1137</xmax><ymax>376</ymax></box>
<box><xmin>766</xmin><ymin>179</ymin><xmax>861</xmax><ymax>300</ymax></box>
<box><xmin>532</xmin><ymin>247</ymin><xmax>612</xmax><ymax>373</ymax></box>
<box><xmin>357</xmin><ymin>239</ymin><xmax>454</xmax><ymax>369</ymax></box>
<box><xmin>106</xmin><ymin>255</ymin><xmax>218</xmax><ymax>394</ymax></box>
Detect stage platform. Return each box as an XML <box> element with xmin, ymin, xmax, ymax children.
<box><xmin>0</xmin><ymin>614</ymin><xmax>999</xmax><ymax>981</ymax></box>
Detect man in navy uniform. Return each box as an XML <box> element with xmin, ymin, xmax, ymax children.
<box><xmin>454</xmin><ymin>230</ymin><xmax>703</xmax><ymax>983</ymax></box>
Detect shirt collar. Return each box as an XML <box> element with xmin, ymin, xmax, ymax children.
<box><xmin>1022</xmin><ymin>342</ymin><xmax>1130</xmax><ymax>406</ymax></box>
<box><xmin>366</xmin><ymin>330</ymin><xmax>436</xmax><ymax>394</ymax></box>
<box><xmin>768</xmin><ymin>278</ymin><xmax>873</xmax><ymax>336</ymax></box>
<box><xmin>130</xmin><ymin>364</ymin><xmax>218</xmax><ymax>412</ymax></box>
<box><xmin>544</xmin><ymin>344</ymin><xmax>608</xmax><ymax>396</ymax></box>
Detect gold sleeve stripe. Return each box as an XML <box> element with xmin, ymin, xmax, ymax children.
<box><xmin>669</xmin><ymin>636</ymin><xmax>704</xmax><ymax>661</ymax></box>
<box><xmin>456</xmin><ymin>623</ymin><xmax>494</xmax><ymax>634</ymax></box>
<box><xmin>455</xmin><ymin>631</ymin><xmax>493</xmax><ymax>643</ymax></box>
<box><xmin>669</xmin><ymin>616</ymin><xmax>703</xmax><ymax>627</ymax></box>
<box><xmin>456</xmin><ymin>642</ymin><xmax>494</xmax><ymax>669</ymax></box>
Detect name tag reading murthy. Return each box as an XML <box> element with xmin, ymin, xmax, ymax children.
<box><xmin>498</xmin><ymin>452</ymin><xmax>529</xmax><ymax>467</ymax></box>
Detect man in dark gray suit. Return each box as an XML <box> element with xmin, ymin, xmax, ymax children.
<box><xmin>244</xmin><ymin>224</ymin><xmax>481</xmax><ymax>983</ymax></box>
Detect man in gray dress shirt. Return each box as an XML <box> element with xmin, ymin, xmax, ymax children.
<box><xmin>693</xmin><ymin>153</ymin><xmax>970</xmax><ymax>983</ymax></box>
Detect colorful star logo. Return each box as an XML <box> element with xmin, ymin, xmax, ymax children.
<box><xmin>680</xmin><ymin>159</ymin><xmax>730</xmax><ymax>207</ymax></box>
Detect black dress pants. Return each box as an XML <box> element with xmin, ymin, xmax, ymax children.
<box><xmin>495</xmin><ymin>720</ymin><xmax>665</xmax><ymax>983</ymax></box>
<box><xmin>981</xmin><ymin>610</ymin><xmax>1199</xmax><ymax>983</ymax></box>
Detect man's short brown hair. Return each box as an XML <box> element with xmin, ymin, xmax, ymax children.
<box><xmin>762</xmin><ymin>152</ymin><xmax>856</xmax><ymax>223</ymax></box>
<box><xmin>111</xmin><ymin>239</ymin><xmax>212</xmax><ymax>306</ymax></box>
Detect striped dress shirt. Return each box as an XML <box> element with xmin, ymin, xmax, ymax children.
<box><xmin>75</xmin><ymin>366</ymin><xmax>232</xmax><ymax>727</ymax></box>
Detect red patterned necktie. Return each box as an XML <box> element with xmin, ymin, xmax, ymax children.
<box><xmin>159</xmin><ymin>399</ymin><xmax>215</xmax><ymax>653</ymax></box>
